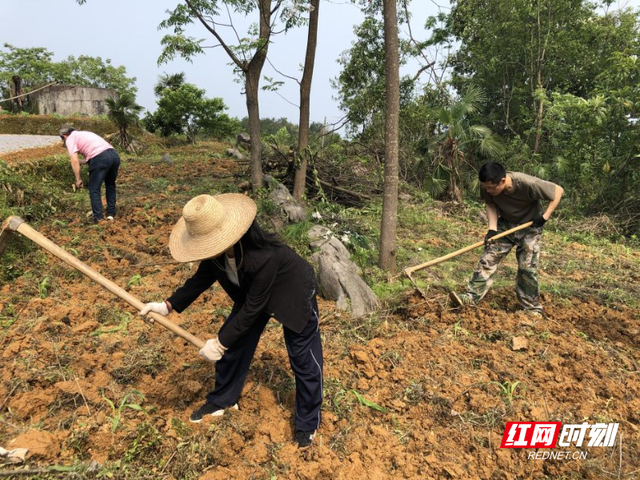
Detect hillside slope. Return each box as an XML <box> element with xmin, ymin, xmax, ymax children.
<box><xmin>0</xmin><ymin>144</ymin><xmax>638</xmax><ymax>479</ymax></box>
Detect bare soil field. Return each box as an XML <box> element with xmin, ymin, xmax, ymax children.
<box><xmin>0</xmin><ymin>144</ymin><xmax>638</xmax><ymax>479</ymax></box>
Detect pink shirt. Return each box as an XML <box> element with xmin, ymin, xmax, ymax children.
<box><xmin>65</xmin><ymin>131</ymin><xmax>113</xmax><ymax>164</ymax></box>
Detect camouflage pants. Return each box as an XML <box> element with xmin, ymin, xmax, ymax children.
<box><xmin>466</xmin><ymin>219</ymin><xmax>543</xmax><ymax>312</ymax></box>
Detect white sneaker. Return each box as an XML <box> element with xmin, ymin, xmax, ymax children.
<box><xmin>106</xmin><ymin>216</ymin><xmax>114</xmax><ymax>221</ymax></box>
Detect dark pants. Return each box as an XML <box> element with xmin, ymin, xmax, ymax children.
<box><xmin>207</xmin><ymin>299</ymin><xmax>323</xmax><ymax>432</ymax></box>
<box><xmin>88</xmin><ymin>149</ymin><xmax>120</xmax><ymax>221</ymax></box>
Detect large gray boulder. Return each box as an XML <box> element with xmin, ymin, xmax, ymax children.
<box><xmin>264</xmin><ymin>175</ymin><xmax>306</xmax><ymax>223</ymax></box>
<box><xmin>308</xmin><ymin>225</ymin><xmax>379</xmax><ymax>317</ymax></box>
<box><xmin>226</xmin><ymin>148</ymin><xmax>246</xmax><ymax>161</ymax></box>
<box><xmin>235</xmin><ymin>132</ymin><xmax>251</xmax><ymax>149</ymax></box>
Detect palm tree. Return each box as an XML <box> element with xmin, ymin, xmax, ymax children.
<box><xmin>105</xmin><ymin>93</ymin><xmax>143</xmax><ymax>151</ymax></box>
<box><xmin>419</xmin><ymin>86</ymin><xmax>503</xmax><ymax>202</ymax></box>
<box><xmin>154</xmin><ymin>72</ymin><xmax>186</xmax><ymax>97</ymax></box>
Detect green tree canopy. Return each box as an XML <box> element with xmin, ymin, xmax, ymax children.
<box><xmin>334</xmin><ymin>17</ymin><xmax>415</xmax><ymax>136</ymax></box>
<box><xmin>444</xmin><ymin>0</ymin><xmax>638</xmax><ymax>142</ymax></box>
<box><xmin>144</xmin><ymin>75</ymin><xmax>239</xmax><ymax>143</ymax></box>
<box><xmin>425</xmin><ymin>0</ymin><xmax>639</xmax><ymax>232</ymax></box>
<box><xmin>0</xmin><ymin>43</ymin><xmax>137</xmax><ymax>101</ymax></box>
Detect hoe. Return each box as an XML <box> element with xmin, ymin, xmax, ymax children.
<box><xmin>403</xmin><ymin>221</ymin><xmax>533</xmax><ymax>297</ymax></box>
<box><xmin>0</xmin><ymin>216</ymin><xmax>204</xmax><ymax>349</ymax></box>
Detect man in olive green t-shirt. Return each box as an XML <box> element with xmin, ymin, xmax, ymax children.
<box><xmin>450</xmin><ymin>162</ymin><xmax>564</xmax><ymax>316</ymax></box>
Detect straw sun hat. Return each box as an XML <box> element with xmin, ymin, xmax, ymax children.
<box><xmin>169</xmin><ymin>194</ymin><xmax>257</xmax><ymax>262</ymax></box>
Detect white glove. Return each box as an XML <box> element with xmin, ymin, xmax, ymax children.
<box><xmin>139</xmin><ymin>301</ymin><xmax>169</xmax><ymax>318</ymax></box>
<box><xmin>199</xmin><ymin>337</ymin><xmax>227</xmax><ymax>363</ymax></box>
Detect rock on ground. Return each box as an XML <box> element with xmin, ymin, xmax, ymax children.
<box><xmin>264</xmin><ymin>175</ymin><xmax>306</xmax><ymax>223</ymax></box>
<box><xmin>308</xmin><ymin>225</ymin><xmax>378</xmax><ymax>317</ymax></box>
<box><xmin>226</xmin><ymin>148</ymin><xmax>246</xmax><ymax>161</ymax></box>
<box><xmin>235</xmin><ymin>132</ymin><xmax>251</xmax><ymax>149</ymax></box>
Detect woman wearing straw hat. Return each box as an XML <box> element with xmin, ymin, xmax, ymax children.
<box><xmin>139</xmin><ymin>194</ymin><xmax>322</xmax><ymax>448</ymax></box>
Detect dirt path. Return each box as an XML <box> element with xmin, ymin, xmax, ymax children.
<box><xmin>0</xmin><ymin>134</ymin><xmax>61</xmax><ymax>155</ymax></box>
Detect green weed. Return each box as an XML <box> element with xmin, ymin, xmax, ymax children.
<box><xmin>127</xmin><ymin>274</ymin><xmax>143</xmax><ymax>287</ymax></box>
<box><xmin>391</xmin><ymin>415</ymin><xmax>413</xmax><ymax>444</ymax></box>
<box><xmin>351</xmin><ymin>390</ymin><xmax>388</xmax><ymax>412</ymax></box>
<box><xmin>324</xmin><ymin>378</ymin><xmax>352</xmax><ymax>418</ymax></box>
<box><xmin>0</xmin><ymin>303</ymin><xmax>17</xmax><ymax>329</ymax></box>
<box><xmin>90</xmin><ymin>312</ymin><xmax>131</xmax><ymax>337</ymax></box>
<box><xmin>143</xmin><ymin>212</ymin><xmax>158</xmax><ymax>227</ymax></box>
<box><xmin>150</xmin><ymin>176</ymin><xmax>170</xmax><ymax>191</ymax></box>
<box><xmin>281</xmin><ymin>220</ymin><xmax>313</xmax><ymax>255</ymax></box>
<box><xmin>111</xmin><ymin>345</ymin><xmax>168</xmax><ymax>384</ymax></box>
<box><xmin>103</xmin><ymin>390</ymin><xmax>150</xmax><ymax>433</ymax></box>
<box><xmin>452</xmin><ymin>320</ymin><xmax>469</xmax><ymax>338</ymax></box>
<box><xmin>538</xmin><ymin>331</ymin><xmax>552</xmax><ymax>341</ymax></box>
<box><xmin>255</xmin><ymin>190</ymin><xmax>278</xmax><ymax>217</ymax></box>
<box><xmin>123</xmin><ymin>423</ymin><xmax>163</xmax><ymax>464</ymax></box>
<box><xmin>212</xmin><ymin>306</ymin><xmax>232</xmax><ymax>318</ymax></box>
<box><xmin>38</xmin><ymin>276</ymin><xmax>50</xmax><ymax>298</ymax></box>
<box><xmin>65</xmin><ymin>430</ymin><xmax>90</xmax><ymax>460</ymax></box>
<box><xmin>95</xmin><ymin>305</ymin><xmax>125</xmax><ymax>325</ymax></box>
<box><xmin>490</xmin><ymin>381</ymin><xmax>526</xmax><ymax>405</ymax></box>
<box><xmin>403</xmin><ymin>380</ymin><xmax>428</xmax><ymax>404</ymax></box>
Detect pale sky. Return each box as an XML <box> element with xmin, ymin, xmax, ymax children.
<box><xmin>1</xmin><ymin>0</ymin><xmax>638</xmax><ymax>127</ymax></box>
<box><xmin>0</xmin><ymin>0</ymin><xmax>445</xmax><ymax>126</ymax></box>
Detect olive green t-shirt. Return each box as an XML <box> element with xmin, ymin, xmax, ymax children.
<box><xmin>480</xmin><ymin>172</ymin><xmax>558</xmax><ymax>223</ymax></box>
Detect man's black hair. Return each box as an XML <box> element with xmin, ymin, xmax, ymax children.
<box><xmin>240</xmin><ymin>220</ymin><xmax>283</xmax><ymax>250</ymax></box>
<box><xmin>479</xmin><ymin>162</ymin><xmax>507</xmax><ymax>184</ymax></box>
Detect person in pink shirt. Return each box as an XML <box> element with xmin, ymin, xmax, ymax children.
<box><xmin>59</xmin><ymin>126</ymin><xmax>121</xmax><ymax>223</ymax></box>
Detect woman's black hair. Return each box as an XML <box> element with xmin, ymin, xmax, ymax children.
<box><xmin>240</xmin><ymin>220</ymin><xmax>283</xmax><ymax>250</ymax></box>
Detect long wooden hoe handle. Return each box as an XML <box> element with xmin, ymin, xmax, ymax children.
<box><xmin>0</xmin><ymin>216</ymin><xmax>205</xmax><ymax>349</ymax></box>
<box><xmin>404</xmin><ymin>221</ymin><xmax>534</xmax><ymax>278</ymax></box>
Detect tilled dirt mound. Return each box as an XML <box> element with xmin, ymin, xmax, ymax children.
<box><xmin>0</xmin><ymin>143</ymin><xmax>66</xmax><ymax>164</ymax></box>
<box><xmin>1</xmin><ymin>262</ymin><xmax>637</xmax><ymax>479</ymax></box>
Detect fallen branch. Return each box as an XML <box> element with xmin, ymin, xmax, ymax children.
<box><xmin>315</xmin><ymin>178</ymin><xmax>371</xmax><ymax>200</ymax></box>
<box><xmin>0</xmin><ymin>469</ymin><xmax>58</xmax><ymax>477</ymax></box>
<box><xmin>0</xmin><ymin>383</ymin><xmax>20</xmax><ymax>412</ymax></box>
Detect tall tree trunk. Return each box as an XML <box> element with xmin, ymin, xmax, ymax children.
<box><xmin>379</xmin><ymin>0</ymin><xmax>400</xmax><ymax>273</ymax></box>
<box><xmin>293</xmin><ymin>0</ymin><xmax>320</xmax><ymax>201</ymax></box>
<box><xmin>181</xmin><ymin>0</ymin><xmax>274</xmax><ymax>191</ymax></box>
<box><xmin>533</xmin><ymin>0</ymin><xmax>548</xmax><ymax>155</ymax></box>
<box><xmin>245</xmin><ymin>0</ymin><xmax>272</xmax><ymax>192</ymax></box>
<box><xmin>10</xmin><ymin>76</ymin><xmax>23</xmax><ymax>112</ymax></box>
<box><xmin>120</xmin><ymin>126</ymin><xmax>129</xmax><ymax>148</ymax></box>
<box><xmin>245</xmin><ymin>71</ymin><xmax>263</xmax><ymax>190</ymax></box>
<box><xmin>533</xmin><ymin>83</ymin><xmax>545</xmax><ymax>155</ymax></box>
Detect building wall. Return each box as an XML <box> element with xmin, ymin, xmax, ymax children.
<box><xmin>30</xmin><ymin>85</ymin><xmax>118</xmax><ymax>117</ymax></box>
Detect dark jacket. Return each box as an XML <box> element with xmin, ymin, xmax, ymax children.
<box><xmin>167</xmin><ymin>243</ymin><xmax>317</xmax><ymax>348</ymax></box>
